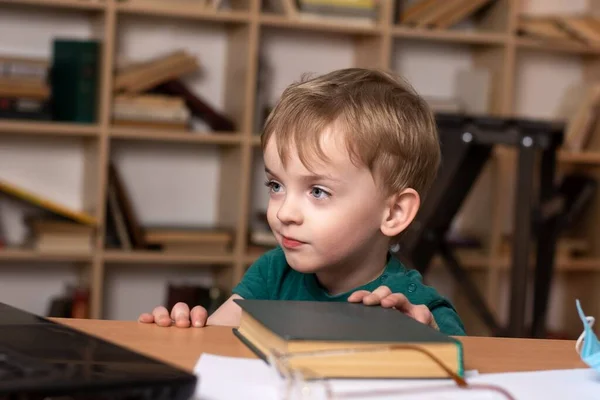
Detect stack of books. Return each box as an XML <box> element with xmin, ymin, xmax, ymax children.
<box><xmin>113</xmin><ymin>49</ymin><xmax>235</xmax><ymax>132</ymax></box>
<box><xmin>265</xmin><ymin>0</ymin><xmax>378</xmax><ymax>25</ymax></box>
<box><xmin>112</xmin><ymin>94</ymin><xmax>191</xmax><ymax>131</ymax></box>
<box><xmin>26</xmin><ymin>217</ymin><xmax>94</xmax><ymax>254</ymax></box>
<box><xmin>143</xmin><ymin>226</ymin><xmax>234</xmax><ymax>254</ymax></box>
<box><xmin>0</xmin><ymin>55</ymin><xmax>51</xmax><ymax>120</ymax></box>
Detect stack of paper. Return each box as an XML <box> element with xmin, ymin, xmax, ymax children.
<box><xmin>194</xmin><ymin>354</ymin><xmax>599</xmax><ymax>400</ymax></box>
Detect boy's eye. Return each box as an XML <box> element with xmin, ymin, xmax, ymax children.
<box><xmin>265</xmin><ymin>180</ymin><xmax>283</xmax><ymax>193</ymax></box>
<box><xmin>310</xmin><ymin>187</ymin><xmax>330</xmax><ymax>199</ymax></box>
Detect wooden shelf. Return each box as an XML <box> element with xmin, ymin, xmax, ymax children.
<box><xmin>0</xmin><ymin>0</ymin><xmax>105</xmax><ymax>11</ymax></box>
<box><xmin>0</xmin><ymin>248</ymin><xmax>92</xmax><ymax>262</ymax></box>
<box><xmin>110</xmin><ymin>127</ymin><xmax>244</xmax><ymax>145</ymax></box>
<box><xmin>102</xmin><ymin>250</ymin><xmax>235</xmax><ymax>265</ymax></box>
<box><xmin>251</xmin><ymin>135</ymin><xmax>261</xmax><ymax>146</ymax></box>
<box><xmin>3</xmin><ymin>0</ymin><xmax>599</xmax><ymax>329</ymax></box>
<box><xmin>116</xmin><ymin>1</ymin><xmax>249</xmax><ymax>23</ymax></box>
<box><xmin>0</xmin><ymin>120</ymin><xmax>100</xmax><ymax>138</ymax></box>
<box><xmin>392</xmin><ymin>26</ymin><xmax>507</xmax><ymax>45</ymax></box>
<box><xmin>259</xmin><ymin>14</ymin><xmax>381</xmax><ymax>35</ymax></box>
<box><xmin>516</xmin><ymin>38</ymin><xmax>600</xmax><ymax>55</ymax></box>
<box><xmin>558</xmin><ymin>151</ymin><xmax>600</xmax><ymax>165</ymax></box>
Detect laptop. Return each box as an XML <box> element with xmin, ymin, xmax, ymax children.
<box><xmin>0</xmin><ymin>302</ymin><xmax>197</xmax><ymax>399</ymax></box>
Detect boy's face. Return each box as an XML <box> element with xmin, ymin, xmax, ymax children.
<box><xmin>263</xmin><ymin>129</ymin><xmax>389</xmax><ymax>273</ymax></box>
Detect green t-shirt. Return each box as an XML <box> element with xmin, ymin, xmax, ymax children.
<box><xmin>232</xmin><ymin>247</ymin><xmax>466</xmax><ymax>336</ymax></box>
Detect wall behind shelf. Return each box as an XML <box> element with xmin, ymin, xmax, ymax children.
<box><xmin>0</xmin><ymin>264</ymin><xmax>80</xmax><ymax>317</ymax></box>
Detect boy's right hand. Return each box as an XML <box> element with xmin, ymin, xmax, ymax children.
<box><xmin>138</xmin><ymin>302</ymin><xmax>208</xmax><ymax>328</ymax></box>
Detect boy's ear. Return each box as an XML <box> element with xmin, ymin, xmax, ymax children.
<box><xmin>380</xmin><ymin>188</ymin><xmax>420</xmax><ymax>237</ymax></box>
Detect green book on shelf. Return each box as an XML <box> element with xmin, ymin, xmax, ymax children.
<box><xmin>51</xmin><ymin>38</ymin><xmax>100</xmax><ymax>123</ymax></box>
<box><xmin>233</xmin><ymin>299</ymin><xmax>464</xmax><ymax>379</ymax></box>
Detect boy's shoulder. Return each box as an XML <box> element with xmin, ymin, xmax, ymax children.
<box><xmin>383</xmin><ymin>255</ymin><xmax>450</xmax><ymax>308</ymax></box>
<box><xmin>231</xmin><ymin>246</ymin><xmax>293</xmax><ymax>300</ymax></box>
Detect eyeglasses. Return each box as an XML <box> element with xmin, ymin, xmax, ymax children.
<box><xmin>266</xmin><ymin>344</ymin><xmax>517</xmax><ymax>400</ymax></box>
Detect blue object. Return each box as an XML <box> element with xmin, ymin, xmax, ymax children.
<box><xmin>576</xmin><ymin>299</ymin><xmax>600</xmax><ymax>372</ymax></box>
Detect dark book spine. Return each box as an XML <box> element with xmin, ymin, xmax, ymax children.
<box><xmin>0</xmin><ymin>97</ymin><xmax>51</xmax><ymax>120</ymax></box>
<box><xmin>51</xmin><ymin>39</ymin><xmax>99</xmax><ymax>123</ymax></box>
<box><xmin>232</xmin><ymin>328</ymin><xmax>269</xmax><ymax>364</ymax></box>
<box><xmin>153</xmin><ymin>79</ymin><xmax>236</xmax><ymax>132</ymax></box>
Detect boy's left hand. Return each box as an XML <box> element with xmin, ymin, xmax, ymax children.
<box><xmin>348</xmin><ymin>285</ymin><xmax>439</xmax><ymax>330</ymax></box>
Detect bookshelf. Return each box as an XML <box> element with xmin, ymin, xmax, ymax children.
<box><xmin>1</xmin><ymin>0</ymin><xmax>600</xmax><ymax>336</ymax></box>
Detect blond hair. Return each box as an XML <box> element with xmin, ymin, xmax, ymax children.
<box><xmin>261</xmin><ymin>68</ymin><xmax>440</xmax><ymax>197</ymax></box>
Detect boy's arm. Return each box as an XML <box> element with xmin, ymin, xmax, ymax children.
<box><xmin>206</xmin><ymin>294</ymin><xmax>244</xmax><ymax>327</ymax></box>
<box><xmin>139</xmin><ymin>249</ymin><xmax>275</xmax><ymax>328</ymax></box>
<box><xmin>430</xmin><ymin>304</ymin><xmax>466</xmax><ymax>336</ymax></box>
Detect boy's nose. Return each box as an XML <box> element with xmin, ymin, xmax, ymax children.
<box><xmin>276</xmin><ymin>196</ymin><xmax>303</xmax><ymax>225</ymax></box>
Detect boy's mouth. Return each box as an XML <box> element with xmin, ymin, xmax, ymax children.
<box><xmin>281</xmin><ymin>235</ymin><xmax>304</xmax><ymax>249</ymax></box>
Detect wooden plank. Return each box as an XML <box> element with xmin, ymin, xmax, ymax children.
<box><xmin>0</xmin><ymin>0</ymin><xmax>104</xmax><ymax>10</ymax></box>
<box><xmin>110</xmin><ymin>128</ymin><xmax>244</xmax><ymax>145</ymax></box>
<box><xmin>0</xmin><ymin>120</ymin><xmax>99</xmax><ymax>136</ymax></box>
<box><xmin>102</xmin><ymin>250</ymin><xmax>234</xmax><ymax>265</ymax></box>
<box><xmin>392</xmin><ymin>25</ymin><xmax>507</xmax><ymax>44</ymax></box>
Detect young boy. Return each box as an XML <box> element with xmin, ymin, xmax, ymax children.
<box><xmin>139</xmin><ymin>68</ymin><xmax>466</xmax><ymax>336</ymax></box>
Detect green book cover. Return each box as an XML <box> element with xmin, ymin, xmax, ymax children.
<box><xmin>51</xmin><ymin>39</ymin><xmax>100</xmax><ymax>123</ymax></box>
<box><xmin>233</xmin><ymin>299</ymin><xmax>464</xmax><ymax>377</ymax></box>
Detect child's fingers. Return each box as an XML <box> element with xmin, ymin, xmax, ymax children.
<box><xmin>190</xmin><ymin>306</ymin><xmax>208</xmax><ymax>327</ymax></box>
<box><xmin>171</xmin><ymin>302</ymin><xmax>191</xmax><ymax>328</ymax></box>
<box><xmin>380</xmin><ymin>293</ymin><xmax>410</xmax><ymax>310</ymax></box>
<box><xmin>152</xmin><ymin>306</ymin><xmax>172</xmax><ymax>327</ymax></box>
<box><xmin>138</xmin><ymin>312</ymin><xmax>154</xmax><ymax>323</ymax></box>
<box><xmin>409</xmin><ymin>304</ymin><xmax>433</xmax><ymax>325</ymax></box>
<box><xmin>363</xmin><ymin>286</ymin><xmax>392</xmax><ymax>305</ymax></box>
<box><xmin>348</xmin><ymin>290</ymin><xmax>371</xmax><ymax>302</ymax></box>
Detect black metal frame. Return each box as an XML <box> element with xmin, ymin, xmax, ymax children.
<box><xmin>396</xmin><ymin>114</ymin><xmax>564</xmax><ymax>338</ymax></box>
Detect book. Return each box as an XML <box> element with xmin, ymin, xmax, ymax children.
<box><xmin>233</xmin><ymin>299</ymin><xmax>464</xmax><ymax>379</ymax></box>
<box><xmin>0</xmin><ymin>180</ymin><xmax>96</xmax><ymax>225</ymax></box>
<box><xmin>108</xmin><ymin>163</ymin><xmax>147</xmax><ymax>249</ymax></box>
<box><xmin>152</xmin><ymin>79</ymin><xmax>236</xmax><ymax>132</ymax></box>
<box><xmin>51</xmin><ymin>39</ymin><xmax>100</xmax><ymax>123</ymax></box>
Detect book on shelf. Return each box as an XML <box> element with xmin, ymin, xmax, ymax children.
<box><xmin>0</xmin><ymin>55</ymin><xmax>52</xmax><ymax>120</ymax></box>
<box><xmin>51</xmin><ymin>39</ymin><xmax>100</xmax><ymax>123</ymax></box>
<box><xmin>112</xmin><ymin>94</ymin><xmax>191</xmax><ymax>130</ymax></box>
<box><xmin>114</xmin><ymin>50</ymin><xmax>200</xmax><ymax>94</ymax></box>
<box><xmin>265</xmin><ymin>0</ymin><xmax>378</xmax><ymax>25</ymax></box>
<box><xmin>517</xmin><ymin>17</ymin><xmax>577</xmax><ymax>44</ymax></box>
<box><xmin>152</xmin><ymin>79</ymin><xmax>236</xmax><ymax>132</ymax></box>
<box><xmin>557</xmin><ymin>17</ymin><xmax>600</xmax><ymax>46</ymax></box>
<box><xmin>105</xmin><ymin>163</ymin><xmax>147</xmax><ymax>250</ymax></box>
<box><xmin>0</xmin><ymin>55</ymin><xmax>48</xmax><ymax>81</ymax></box>
<box><xmin>0</xmin><ymin>180</ymin><xmax>96</xmax><ymax>226</ymax></box>
<box><xmin>114</xmin><ymin>49</ymin><xmax>235</xmax><ymax>132</ymax></box>
<box><xmin>25</xmin><ymin>217</ymin><xmax>94</xmax><ymax>254</ymax></box>
<box><xmin>143</xmin><ymin>226</ymin><xmax>234</xmax><ymax>254</ymax></box>
<box><xmin>0</xmin><ymin>97</ymin><xmax>52</xmax><ymax>121</ymax></box>
<box><xmin>518</xmin><ymin>15</ymin><xmax>600</xmax><ymax>46</ymax></box>
<box><xmin>399</xmin><ymin>0</ymin><xmax>492</xmax><ymax>29</ymax></box>
<box><xmin>233</xmin><ymin>299</ymin><xmax>464</xmax><ymax>379</ymax></box>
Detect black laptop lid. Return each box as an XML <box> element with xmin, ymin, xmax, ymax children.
<box><xmin>0</xmin><ymin>302</ymin><xmax>197</xmax><ymax>399</ymax></box>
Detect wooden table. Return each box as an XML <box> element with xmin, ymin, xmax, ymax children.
<box><xmin>55</xmin><ymin>318</ymin><xmax>586</xmax><ymax>374</ymax></box>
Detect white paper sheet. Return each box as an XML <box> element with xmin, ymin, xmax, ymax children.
<box><xmin>193</xmin><ymin>353</ymin><xmax>600</xmax><ymax>400</ymax></box>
